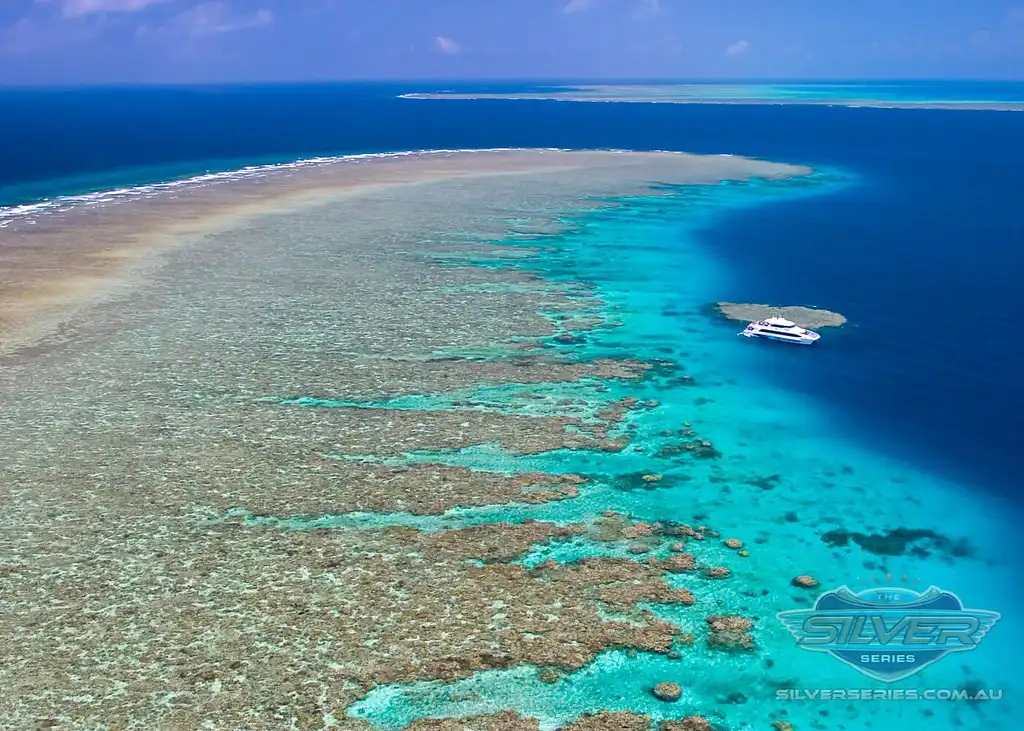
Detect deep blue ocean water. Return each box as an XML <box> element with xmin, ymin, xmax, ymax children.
<box><xmin>2</xmin><ymin>82</ymin><xmax>1022</xmax><ymax>729</ymax></box>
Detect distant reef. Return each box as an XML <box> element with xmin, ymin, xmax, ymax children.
<box><xmin>714</xmin><ymin>302</ymin><xmax>847</xmax><ymax>329</ymax></box>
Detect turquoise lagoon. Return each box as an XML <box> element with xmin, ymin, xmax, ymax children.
<box><xmin>519</xmin><ymin>82</ymin><xmax>1024</xmax><ymax>107</ymax></box>
<box><xmin>273</xmin><ymin>173</ymin><xmax>1019</xmax><ymax>730</ymax></box>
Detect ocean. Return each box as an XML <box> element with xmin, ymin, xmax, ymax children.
<box><xmin>1</xmin><ymin>82</ymin><xmax>1022</xmax><ymax>729</ymax></box>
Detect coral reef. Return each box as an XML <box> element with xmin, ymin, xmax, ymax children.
<box><xmin>652</xmin><ymin>682</ymin><xmax>683</xmax><ymax>702</ymax></box>
<box><xmin>532</xmin><ymin>557</ymin><xmax>697</xmax><ymax>612</ymax></box>
<box><xmin>790</xmin><ymin>575</ymin><xmax>819</xmax><ymax>589</ymax></box>
<box><xmin>564</xmin><ymin>712</ymin><xmax>653</xmax><ymax>731</ymax></box>
<box><xmin>714</xmin><ymin>303</ymin><xmax>846</xmax><ymax>328</ymax></box>
<box><xmin>408</xmin><ymin>711</ymin><xmax>540</xmax><ymax>730</ymax></box>
<box><xmin>820</xmin><ymin>527</ymin><xmax>973</xmax><ymax>558</ymax></box>
<box><xmin>0</xmin><ymin>150</ymin><xmax>814</xmax><ymax>728</ymax></box>
<box><xmin>661</xmin><ymin>718</ymin><xmax>714</xmax><ymax>731</ymax></box>
<box><xmin>706</xmin><ymin>615</ymin><xmax>756</xmax><ymax>651</ymax></box>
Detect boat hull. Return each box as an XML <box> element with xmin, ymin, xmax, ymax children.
<box><xmin>757</xmin><ymin>333</ymin><xmax>817</xmax><ymax>345</ymax></box>
<box><xmin>741</xmin><ymin>331</ymin><xmax>819</xmax><ymax>345</ymax></box>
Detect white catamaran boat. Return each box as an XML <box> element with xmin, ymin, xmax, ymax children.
<box><xmin>740</xmin><ymin>316</ymin><xmax>821</xmax><ymax>345</ymax></box>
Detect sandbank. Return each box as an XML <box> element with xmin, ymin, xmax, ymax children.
<box><xmin>715</xmin><ymin>302</ymin><xmax>847</xmax><ymax>328</ymax></box>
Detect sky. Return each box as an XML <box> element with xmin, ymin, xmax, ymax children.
<box><xmin>0</xmin><ymin>0</ymin><xmax>1022</xmax><ymax>85</ymax></box>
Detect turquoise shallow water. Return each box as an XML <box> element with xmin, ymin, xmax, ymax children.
<box><xmin>550</xmin><ymin>82</ymin><xmax>1024</xmax><ymax>106</ymax></box>
<box><xmin>257</xmin><ymin>173</ymin><xmax>1022</xmax><ymax>729</ymax></box>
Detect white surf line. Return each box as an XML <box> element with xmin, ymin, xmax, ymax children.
<box><xmin>0</xmin><ymin>146</ymin><xmax>716</xmax><ymax>225</ymax></box>
<box><xmin>0</xmin><ymin>148</ymin><xmax>577</xmax><ymax>223</ymax></box>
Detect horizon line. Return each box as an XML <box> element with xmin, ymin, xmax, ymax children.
<box><xmin>2</xmin><ymin>77</ymin><xmax>1023</xmax><ymax>91</ymax></box>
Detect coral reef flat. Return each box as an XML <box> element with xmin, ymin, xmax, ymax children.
<box><xmin>403</xmin><ymin>84</ymin><xmax>1024</xmax><ymax>111</ymax></box>
<box><xmin>714</xmin><ymin>303</ymin><xmax>847</xmax><ymax>328</ymax></box>
<box><xmin>0</xmin><ymin>149</ymin><xmax>822</xmax><ymax>729</ymax></box>
<box><xmin>0</xmin><ymin>149</ymin><xmax>801</xmax><ymax>357</ymax></box>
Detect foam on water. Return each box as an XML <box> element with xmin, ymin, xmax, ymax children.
<box><xmin>0</xmin><ymin>146</ymin><xmax>709</xmax><ymax>224</ymax></box>
<box><xmin>0</xmin><ymin>148</ymin><xmax>544</xmax><ymax>222</ymax></box>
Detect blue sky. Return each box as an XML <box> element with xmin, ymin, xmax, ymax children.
<box><xmin>1</xmin><ymin>0</ymin><xmax>1022</xmax><ymax>85</ymax></box>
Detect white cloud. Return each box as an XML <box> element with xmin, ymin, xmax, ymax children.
<box><xmin>635</xmin><ymin>0</ymin><xmax>666</xmax><ymax>19</ymax></box>
<box><xmin>726</xmin><ymin>39</ymin><xmax>750</xmax><ymax>55</ymax></box>
<box><xmin>563</xmin><ymin>0</ymin><xmax>596</xmax><ymax>14</ymax></box>
<box><xmin>969</xmin><ymin>30</ymin><xmax>994</xmax><ymax>50</ymax></box>
<box><xmin>2</xmin><ymin>13</ymin><xmax>100</xmax><ymax>53</ymax></box>
<box><xmin>39</xmin><ymin>0</ymin><xmax>174</xmax><ymax>18</ymax></box>
<box><xmin>173</xmin><ymin>2</ymin><xmax>272</xmax><ymax>37</ymax></box>
<box><xmin>434</xmin><ymin>35</ymin><xmax>461</xmax><ymax>54</ymax></box>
